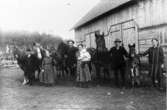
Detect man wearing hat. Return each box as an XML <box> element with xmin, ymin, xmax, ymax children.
<box><xmin>140</xmin><ymin>38</ymin><xmax>165</xmax><ymax>89</ymax></box>
<box><xmin>67</xmin><ymin>40</ymin><xmax>75</xmax><ymax>47</ymax></box>
<box><xmin>109</xmin><ymin>38</ymin><xmax>128</xmax><ymax>87</ymax></box>
<box><xmin>66</xmin><ymin>40</ymin><xmax>78</xmax><ymax>78</ymax></box>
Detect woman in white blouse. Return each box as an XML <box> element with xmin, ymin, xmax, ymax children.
<box><xmin>76</xmin><ymin>44</ymin><xmax>91</xmax><ymax>88</ymax></box>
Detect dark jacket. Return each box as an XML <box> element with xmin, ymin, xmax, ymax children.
<box><xmin>66</xmin><ymin>46</ymin><xmax>78</xmax><ymax>65</ymax></box>
<box><xmin>109</xmin><ymin>46</ymin><xmax>128</xmax><ymax>69</ymax></box>
<box><xmin>142</xmin><ymin>46</ymin><xmax>164</xmax><ymax>64</ymax></box>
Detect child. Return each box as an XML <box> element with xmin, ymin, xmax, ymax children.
<box><xmin>39</xmin><ymin>49</ymin><xmax>55</xmax><ymax>86</ymax></box>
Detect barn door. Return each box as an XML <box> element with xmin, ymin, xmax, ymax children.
<box><xmin>122</xmin><ymin>21</ymin><xmax>137</xmax><ymax>51</ymax></box>
<box><xmin>106</xmin><ymin>25</ymin><xmax>122</xmax><ymax>50</ymax></box>
<box><xmin>108</xmin><ymin>19</ymin><xmax>138</xmax><ymax>52</ymax></box>
<box><xmin>90</xmin><ymin>33</ymin><xmax>96</xmax><ymax>48</ymax></box>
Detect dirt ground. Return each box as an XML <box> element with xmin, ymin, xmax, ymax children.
<box><xmin>0</xmin><ymin>67</ymin><xmax>166</xmax><ymax>110</ymax></box>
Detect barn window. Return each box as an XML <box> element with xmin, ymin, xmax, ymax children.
<box><xmin>85</xmin><ymin>34</ymin><xmax>91</xmax><ymax>47</ymax></box>
<box><xmin>84</xmin><ymin>31</ymin><xmax>97</xmax><ymax>48</ymax></box>
<box><xmin>146</xmin><ymin>39</ymin><xmax>152</xmax><ymax>45</ymax></box>
<box><xmin>139</xmin><ymin>40</ymin><xmax>146</xmax><ymax>45</ymax></box>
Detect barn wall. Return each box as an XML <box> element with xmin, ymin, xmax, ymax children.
<box><xmin>75</xmin><ymin>0</ymin><xmax>167</xmax><ymax>47</ymax></box>
<box><xmin>74</xmin><ymin>0</ymin><xmax>167</xmax><ymax>67</ymax></box>
<box><xmin>139</xmin><ymin>26</ymin><xmax>167</xmax><ymax>69</ymax></box>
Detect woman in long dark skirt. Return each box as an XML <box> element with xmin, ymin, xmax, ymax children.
<box><xmin>76</xmin><ymin>44</ymin><xmax>91</xmax><ymax>88</ymax></box>
<box><xmin>39</xmin><ymin>49</ymin><xmax>55</xmax><ymax>86</ymax></box>
<box><xmin>140</xmin><ymin>38</ymin><xmax>165</xmax><ymax>89</ymax></box>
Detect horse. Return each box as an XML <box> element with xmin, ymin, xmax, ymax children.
<box><xmin>53</xmin><ymin>41</ymin><xmax>78</xmax><ymax>79</ymax></box>
<box><xmin>13</xmin><ymin>46</ymin><xmax>33</xmax><ymax>85</ymax></box>
<box><xmin>128</xmin><ymin>43</ymin><xmax>141</xmax><ymax>87</ymax></box>
<box><xmin>13</xmin><ymin>46</ymin><xmax>44</xmax><ymax>85</ymax></box>
<box><xmin>52</xmin><ymin>42</ymin><xmax>70</xmax><ymax>79</ymax></box>
<box><xmin>92</xmin><ymin>31</ymin><xmax>111</xmax><ymax>81</ymax></box>
<box><xmin>65</xmin><ymin>45</ymin><xmax>78</xmax><ymax>79</ymax></box>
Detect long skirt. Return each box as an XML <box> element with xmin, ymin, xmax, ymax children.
<box><xmin>149</xmin><ymin>63</ymin><xmax>163</xmax><ymax>87</ymax></box>
<box><xmin>39</xmin><ymin>64</ymin><xmax>55</xmax><ymax>84</ymax></box>
<box><xmin>76</xmin><ymin>61</ymin><xmax>91</xmax><ymax>82</ymax></box>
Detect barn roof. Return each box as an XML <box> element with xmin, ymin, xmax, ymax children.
<box><xmin>72</xmin><ymin>0</ymin><xmax>133</xmax><ymax>29</ymax></box>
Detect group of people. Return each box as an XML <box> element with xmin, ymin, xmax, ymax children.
<box><xmin>109</xmin><ymin>38</ymin><xmax>165</xmax><ymax>89</ymax></box>
<box><xmin>68</xmin><ymin>37</ymin><xmax>165</xmax><ymax>89</ymax></box>
<box><xmin>37</xmin><ymin>41</ymin><xmax>92</xmax><ymax>87</ymax></box>
<box><xmin>22</xmin><ymin>40</ymin><xmax>91</xmax><ymax>87</ymax></box>
<box><xmin>18</xmin><ymin>36</ymin><xmax>165</xmax><ymax>90</ymax></box>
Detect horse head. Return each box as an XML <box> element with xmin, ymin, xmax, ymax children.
<box><xmin>57</xmin><ymin>41</ymin><xmax>69</xmax><ymax>58</ymax></box>
<box><xmin>95</xmin><ymin>31</ymin><xmax>107</xmax><ymax>52</ymax></box>
<box><xmin>128</xmin><ymin>43</ymin><xmax>140</xmax><ymax>67</ymax></box>
<box><xmin>13</xmin><ymin>46</ymin><xmax>26</xmax><ymax>60</ymax></box>
<box><xmin>128</xmin><ymin>43</ymin><xmax>136</xmax><ymax>58</ymax></box>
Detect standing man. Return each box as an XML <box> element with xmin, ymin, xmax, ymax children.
<box><xmin>109</xmin><ymin>38</ymin><xmax>128</xmax><ymax>87</ymax></box>
<box><xmin>66</xmin><ymin>40</ymin><xmax>78</xmax><ymax>78</ymax></box>
<box><xmin>140</xmin><ymin>38</ymin><xmax>164</xmax><ymax>88</ymax></box>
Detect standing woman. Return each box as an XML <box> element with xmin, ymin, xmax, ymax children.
<box><xmin>40</xmin><ymin>49</ymin><xmax>55</xmax><ymax>86</ymax></box>
<box><xmin>76</xmin><ymin>44</ymin><xmax>91</xmax><ymax>87</ymax></box>
<box><xmin>140</xmin><ymin>38</ymin><xmax>164</xmax><ymax>89</ymax></box>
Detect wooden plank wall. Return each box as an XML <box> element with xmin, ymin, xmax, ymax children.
<box><xmin>75</xmin><ymin>0</ymin><xmax>167</xmax><ymax>42</ymax></box>
<box><xmin>139</xmin><ymin>26</ymin><xmax>167</xmax><ymax>69</ymax></box>
<box><xmin>75</xmin><ymin>0</ymin><xmax>167</xmax><ymax>54</ymax></box>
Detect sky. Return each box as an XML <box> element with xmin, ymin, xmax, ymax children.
<box><xmin>0</xmin><ymin>0</ymin><xmax>100</xmax><ymax>39</ymax></box>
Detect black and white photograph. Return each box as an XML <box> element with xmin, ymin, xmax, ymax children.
<box><xmin>0</xmin><ymin>0</ymin><xmax>166</xmax><ymax>110</ymax></box>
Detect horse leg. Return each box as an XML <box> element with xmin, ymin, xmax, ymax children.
<box><xmin>23</xmin><ymin>71</ymin><xmax>29</xmax><ymax>85</ymax></box>
<box><xmin>34</xmin><ymin>70</ymin><xmax>39</xmax><ymax>80</ymax></box>
<box><xmin>88</xmin><ymin>62</ymin><xmax>92</xmax><ymax>74</ymax></box>
<box><xmin>69</xmin><ymin>67</ymin><xmax>74</xmax><ymax>80</ymax></box>
<box><xmin>68</xmin><ymin>67</ymin><xmax>72</xmax><ymax>79</ymax></box>
<box><xmin>120</xmin><ymin>67</ymin><xmax>126</xmax><ymax>87</ymax></box>
<box><xmin>59</xmin><ymin>66</ymin><xmax>63</xmax><ymax>79</ymax></box>
<box><xmin>103</xmin><ymin>66</ymin><xmax>110</xmax><ymax>81</ymax></box>
<box><xmin>130</xmin><ymin>68</ymin><xmax>136</xmax><ymax>88</ymax></box>
<box><xmin>22</xmin><ymin>77</ymin><xmax>29</xmax><ymax>85</ymax></box>
<box><xmin>95</xmin><ymin>64</ymin><xmax>101</xmax><ymax>83</ymax></box>
<box><xmin>71</xmin><ymin>65</ymin><xmax>77</xmax><ymax>80</ymax></box>
<box><xmin>56</xmin><ymin>67</ymin><xmax>60</xmax><ymax>79</ymax></box>
<box><xmin>63</xmin><ymin>68</ymin><xmax>67</xmax><ymax>79</ymax></box>
<box><xmin>63</xmin><ymin>66</ymin><xmax>68</xmax><ymax>79</ymax></box>
<box><xmin>37</xmin><ymin>68</ymin><xmax>41</xmax><ymax>80</ymax></box>
<box><xmin>135</xmin><ymin>67</ymin><xmax>140</xmax><ymax>86</ymax></box>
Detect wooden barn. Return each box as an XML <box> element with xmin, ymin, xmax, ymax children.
<box><xmin>73</xmin><ymin>0</ymin><xmax>167</xmax><ymax>67</ymax></box>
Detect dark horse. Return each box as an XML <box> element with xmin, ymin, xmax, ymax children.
<box><xmin>90</xmin><ymin>31</ymin><xmax>111</xmax><ymax>81</ymax></box>
<box><xmin>52</xmin><ymin>42</ymin><xmax>71</xmax><ymax>79</ymax></box>
<box><xmin>128</xmin><ymin>43</ymin><xmax>140</xmax><ymax>87</ymax></box>
<box><xmin>13</xmin><ymin>46</ymin><xmax>43</xmax><ymax>85</ymax></box>
<box><xmin>52</xmin><ymin>41</ymin><xmax>78</xmax><ymax>79</ymax></box>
